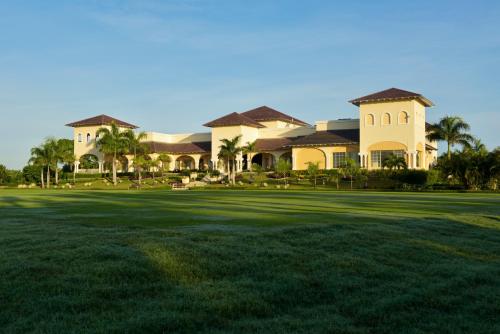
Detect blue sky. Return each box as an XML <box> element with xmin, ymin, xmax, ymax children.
<box><xmin>1</xmin><ymin>0</ymin><xmax>499</xmax><ymax>168</ymax></box>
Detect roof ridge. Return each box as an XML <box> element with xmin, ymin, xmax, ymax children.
<box><xmin>349</xmin><ymin>88</ymin><xmax>433</xmax><ymax>107</ymax></box>
<box><xmin>203</xmin><ymin>111</ymin><xmax>264</xmax><ymax>128</ymax></box>
<box><xmin>65</xmin><ymin>114</ymin><xmax>138</xmax><ymax>128</ymax></box>
<box><xmin>241</xmin><ymin>106</ymin><xmax>310</xmax><ymax>126</ymax></box>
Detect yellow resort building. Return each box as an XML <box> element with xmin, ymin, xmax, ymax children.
<box><xmin>66</xmin><ymin>88</ymin><xmax>438</xmax><ymax>173</ymax></box>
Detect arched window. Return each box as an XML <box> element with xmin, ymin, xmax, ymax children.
<box><xmin>78</xmin><ymin>133</ymin><xmax>82</xmax><ymax>143</ymax></box>
<box><xmin>86</xmin><ymin>133</ymin><xmax>91</xmax><ymax>143</ymax></box>
<box><xmin>398</xmin><ymin>111</ymin><xmax>409</xmax><ymax>124</ymax></box>
<box><xmin>382</xmin><ymin>113</ymin><xmax>391</xmax><ymax>125</ymax></box>
<box><xmin>365</xmin><ymin>114</ymin><xmax>375</xmax><ymax>126</ymax></box>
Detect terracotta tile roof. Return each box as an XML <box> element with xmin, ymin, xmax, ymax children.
<box><xmin>241</xmin><ymin>106</ymin><xmax>310</xmax><ymax>126</ymax></box>
<box><xmin>254</xmin><ymin>138</ymin><xmax>295</xmax><ymax>151</ymax></box>
<box><xmin>145</xmin><ymin>141</ymin><xmax>211</xmax><ymax>154</ymax></box>
<box><xmin>203</xmin><ymin>112</ymin><xmax>265</xmax><ymax>128</ymax></box>
<box><xmin>66</xmin><ymin>114</ymin><xmax>138</xmax><ymax>129</ymax></box>
<box><xmin>287</xmin><ymin>129</ymin><xmax>359</xmax><ymax>147</ymax></box>
<box><xmin>349</xmin><ymin>88</ymin><xmax>434</xmax><ymax>107</ymax></box>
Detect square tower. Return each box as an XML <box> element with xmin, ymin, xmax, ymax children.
<box><xmin>349</xmin><ymin>88</ymin><xmax>434</xmax><ymax>170</ymax></box>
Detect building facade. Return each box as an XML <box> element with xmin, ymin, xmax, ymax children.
<box><xmin>67</xmin><ymin>88</ymin><xmax>438</xmax><ymax>173</ymax></box>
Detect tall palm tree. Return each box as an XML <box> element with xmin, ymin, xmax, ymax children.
<box><xmin>124</xmin><ymin>129</ymin><xmax>147</xmax><ymax>171</ymax></box>
<box><xmin>382</xmin><ymin>154</ymin><xmax>407</xmax><ymax>171</ymax></box>
<box><xmin>243</xmin><ymin>140</ymin><xmax>257</xmax><ymax>171</ymax></box>
<box><xmin>427</xmin><ymin>116</ymin><xmax>474</xmax><ymax>159</ymax></box>
<box><xmin>218</xmin><ymin>135</ymin><xmax>242</xmax><ymax>185</ymax></box>
<box><xmin>96</xmin><ymin>122</ymin><xmax>130</xmax><ymax>185</ymax></box>
<box><xmin>29</xmin><ymin>140</ymin><xmax>55</xmax><ymax>189</ymax></box>
<box><xmin>29</xmin><ymin>151</ymin><xmax>46</xmax><ymax>188</ymax></box>
<box><xmin>53</xmin><ymin>138</ymin><xmax>74</xmax><ymax>185</ymax></box>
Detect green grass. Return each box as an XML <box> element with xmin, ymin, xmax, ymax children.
<box><xmin>1</xmin><ymin>189</ymin><xmax>499</xmax><ymax>333</ymax></box>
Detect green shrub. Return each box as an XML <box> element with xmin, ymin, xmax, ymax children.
<box><xmin>21</xmin><ymin>165</ymin><xmax>43</xmax><ymax>184</ymax></box>
<box><xmin>396</xmin><ymin>170</ymin><xmax>428</xmax><ymax>186</ymax></box>
<box><xmin>426</xmin><ymin>169</ymin><xmax>441</xmax><ymax>187</ymax></box>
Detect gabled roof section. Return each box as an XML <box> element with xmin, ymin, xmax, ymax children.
<box><xmin>287</xmin><ymin>129</ymin><xmax>359</xmax><ymax>147</ymax></box>
<box><xmin>349</xmin><ymin>88</ymin><xmax>434</xmax><ymax>107</ymax></box>
<box><xmin>66</xmin><ymin>114</ymin><xmax>138</xmax><ymax>129</ymax></box>
<box><xmin>241</xmin><ymin>106</ymin><xmax>310</xmax><ymax>126</ymax></box>
<box><xmin>145</xmin><ymin>141</ymin><xmax>211</xmax><ymax>154</ymax></box>
<box><xmin>203</xmin><ymin>112</ymin><xmax>264</xmax><ymax>128</ymax></box>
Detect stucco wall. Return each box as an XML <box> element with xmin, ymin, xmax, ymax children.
<box><xmin>315</xmin><ymin>119</ymin><xmax>359</xmax><ymax>131</ymax></box>
<box><xmin>258</xmin><ymin>120</ymin><xmax>301</xmax><ymax>129</ymax></box>
<box><xmin>73</xmin><ymin>125</ymin><xmax>107</xmax><ymax>160</ymax></box>
<box><xmin>292</xmin><ymin>145</ymin><xmax>359</xmax><ymax>170</ymax></box>
<box><xmin>210</xmin><ymin>125</ymin><xmax>259</xmax><ymax>169</ymax></box>
<box><xmin>293</xmin><ymin>147</ymin><xmax>326</xmax><ymax>170</ymax></box>
<box><xmin>359</xmin><ymin>99</ymin><xmax>429</xmax><ymax>169</ymax></box>
<box><xmin>143</xmin><ymin>132</ymin><xmax>211</xmax><ymax>144</ymax></box>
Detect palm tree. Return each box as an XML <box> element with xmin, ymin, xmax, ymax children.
<box><xmin>466</xmin><ymin>138</ymin><xmax>488</xmax><ymax>156</ymax></box>
<box><xmin>158</xmin><ymin>153</ymin><xmax>172</xmax><ymax>177</ymax></box>
<box><xmin>29</xmin><ymin>150</ymin><xmax>46</xmax><ymax>188</ymax></box>
<box><xmin>427</xmin><ymin>116</ymin><xmax>474</xmax><ymax>159</ymax></box>
<box><xmin>327</xmin><ymin>169</ymin><xmax>341</xmax><ymax>189</ymax></box>
<box><xmin>149</xmin><ymin>157</ymin><xmax>160</xmax><ymax>183</ymax></box>
<box><xmin>306</xmin><ymin>162</ymin><xmax>320</xmax><ymax>189</ymax></box>
<box><xmin>275</xmin><ymin>158</ymin><xmax>291</xmax><ymax>186</ymax></box>
<box><xmin>339</xmin><ymin>158</ymin><xmax>359</xmax><ymax>190</ymax></box>
<box><xmin>124</xmin><ymin>129</ymin><xmax>147</xmax><ymax>168</ymax></box>
<box><xmin>29</xmin><ymin>140</ymin><xmax>55</xmax><ymax>189</ymax></box>
<box><xmin>133</xmin><ymin>155</ymin><xmax>147</xmax><ymax>186</ymax></box>
<box><xmin>251</xmin><ymin>163</ymin><xmax>266</xmax><ymax>186</ymax></box>
<box><xmin>382</xmin><ymin>154</ymin><xmax>407</xmax><ymax>171</ymax></box>
<box><xmin>218</xmin><ymin>135</ymin><xmax>242</xmax><ymax>185</ymax></box>
<box><xmin>53</xmin><ymin>138</ymin><xmax>74</xmax><ymax>185</ymax></box>
<box><xmin>243</xmin><ymin>141</ymin><xmax>257</xmax><ymax>171</ymax></box>
<box><xmin>96</xmin><ymin>122</ymin><xmax>130</xmax><ymax>185</ymax></box>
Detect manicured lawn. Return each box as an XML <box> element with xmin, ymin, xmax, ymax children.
<box><xmin>1</xmin><ymin>189</ymin><xmax>499</xmax><ymax>333</ymax></box>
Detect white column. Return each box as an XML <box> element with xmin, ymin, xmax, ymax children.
<box><xmin>128</xmin><ymin>158</ymin><xmax>134</xmax><ymax>172</ymax></box>
<box><xmin>98</xmin><ymin>161</ymin><xmax>104</xmax><ymax>173</ymax></box>
<box><xmin>74</xmin><ymin>161</ymin><xmax>80</xmax><ymax>173</ymax></box>
<box><xmin>358</xmin><ymin>153</ymin><xmax>367</xmax><ymax>168</ymax></box>
<box><xmin>410</xmin><ymin>152</ymin><xmax>416</xmax><ymax>169</ymax></box>
<box><xmin>292</xmin><ymin>149</ymin><xmax>297</xmax><ymax>170</ymax></box>
<box><xmin>325</xmin><ymin>151</ymin><xmax>332</xmax><ymax>170</ymax></box>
